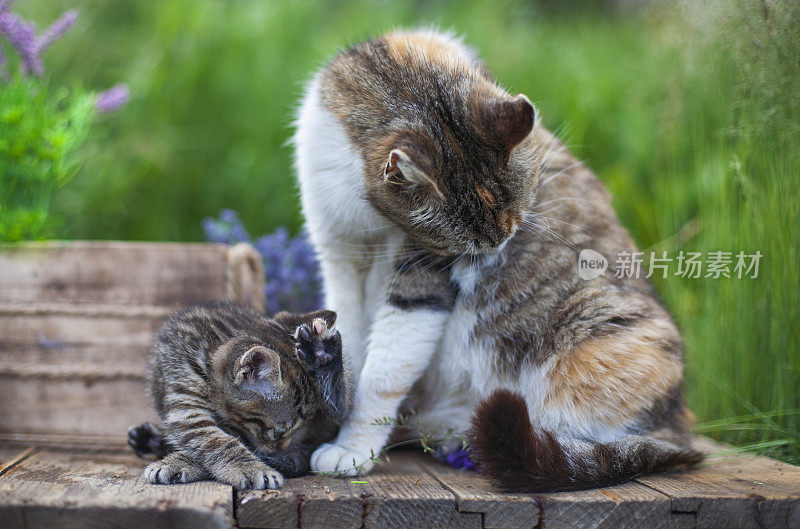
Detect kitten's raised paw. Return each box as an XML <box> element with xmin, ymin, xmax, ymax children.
<box><xmin>213</xmin><ymin>462</ymin><xmax>284</xmax><ymax>490</ymax></box>
<box><xmin>294</xmin><ymin>318</ymin><xmax>342</xmax><ymax>369</ymax></box>
<box><xmin>143</xmin><ymin>454</ymin><xmax>206</xmax><ymax>485</ymax></box>
<box><xmin>128</xmin><ymin>422</ymin><xmax>164</xmax><ymax>457</ymax></box>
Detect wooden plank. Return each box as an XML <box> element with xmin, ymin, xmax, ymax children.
<box><xmin>237</xmin><ymin>451</ymin><xmax>481</xmax><ymax>529</ymax></box>
<box><xmin>423</xmin><ymin>457</ymin><xmax>539</xmax><ymax>529</ymax></box>
<box><xmin>423</xmin><ymin>451</ymin><xmax>697</xmax><ymax>529</ymax></box>
<box><xmin>0</xmin><ymin>446</ymin><xmax>234</xmax><ymax>529</ymax></box>
<box><xmin>238</xmin><ymin>474</ymin><xmax>363</xmax><ymax>529</ymax></box>
<box><xmin>0</xmin><ymin>374</ymin><xmax>157</xmax><ymax>438</ymax></box>
<box><xmin>0</xmin><ymin>308</ymin><xmax>163</xmax><ymax>368</ymax></box>
<box><xmin>535</xmin><ymin>481</ymin><xmax>692</xmax><ymax>529</ymax></box>
<box><xmin>0</xmin><ymin>445</ymin><xmax>34</xmax><ymax>476</ymax></box>
<box><xmin>636</xmin><ymin>439</ymin><xmax>800</xmax><ymax>529</ymax></box>
<box><xmin>0</xmin><ymin>241</ymin><xmax>232</xmax><ymax>306</ymax></box>
<box><xmin>360</xmin><ymin>452</ymin><xmax>482</xmax><ymax>529</ymax></box>
<box><xmin>0</xmin><ymin>433</ymin><xmax>126</xmax><ymax>451</ymax></box>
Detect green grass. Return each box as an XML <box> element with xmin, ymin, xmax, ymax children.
<box><xmin>14</xmin><ymin>0</ymin><xmax>799</xmax><ymax>462</ymax></box>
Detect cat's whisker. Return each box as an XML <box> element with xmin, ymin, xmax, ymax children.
<box><xmin>533</xmin><ymin>197</ymin><xmax>594</xmax><ymax>210</ymax></box>
<box><xmin>526</xmin><ymin>213</ymin><xmax>595</xmax><ymax>238</ymax></box>
<box><xmin>536</xmin><ymin>161</ymin><xmax>584</xmax><ymax>191</ymax></box>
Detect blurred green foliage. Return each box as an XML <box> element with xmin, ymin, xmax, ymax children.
<box><xmin>0</xmin><ymin>77</ymin><xmax>93</xmax><ymax>241</ymax></box>
<box><xmin>14</xmin><ymin>0</ymin><xmax>800</xmax><ymax>461</ymax></box>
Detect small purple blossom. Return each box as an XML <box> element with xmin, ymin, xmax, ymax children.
<box><xmin>0</xmin><ymin>7</ymin><xmax>40</xmax><ymax>75</ymax></box>
<box><xmin>34</xmin><ymin>9</ymin><xmax>77</xmax><ymax>56</ymax></box>
<box><xmin>95</xmin><ymin>83</ymin><xmax>130</xmax><ymax>113</ymax></box>
<box><xmin>203</xmin><ymin>210</ymin><xmax>323</xmax><ymax>314</ymax></box>
<box><xmin>0</xmin><ymin>1</ymin><xmax>78</xmax><ymax>77</ymax></box>
<box><xmin>434</xmin><ymin>446</ymin><xmax>477</xmax><ymax>471</ymax></box>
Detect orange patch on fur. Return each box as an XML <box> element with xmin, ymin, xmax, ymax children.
<box><xmin>545</xmin><ymin>319</ymin><xmax>683</xmax><ymax>429</ymax></box>
<box><xmin>498</xmin><ymin>211</ymin><xmax>522</xmax><ymax>236</ymax></box>
<box><xmin>384</xmin><ymin>31</ymin><xmax>475</xmax><ymax>77</ymax></box>
<box><xmin>476</xmin><ymin>186</ymin><xmax>497</xmax><ymax>209</ymax></box>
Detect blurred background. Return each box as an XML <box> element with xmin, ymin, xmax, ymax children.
<box><xmin>3</xmin><ymin>0</ymin><xmax>798</xmax><ymax>463</ymax></box>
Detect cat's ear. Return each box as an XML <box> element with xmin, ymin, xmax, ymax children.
<box><xmin>384</xmin><ymin>149</ymin><xmax>443</xmax><ymax>198</ymax></box>
<box><xmin>234</xmin><ymin>346</ymin><xmax>283</xmax><ymax>400</ymax></box>
<box><xmin>479</xmin><ymin>94</ymin><xmax>535</xmax><ymax>150</ymax></box>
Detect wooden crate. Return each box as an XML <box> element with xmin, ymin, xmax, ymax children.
<box><xmin>0</xmin><ymin>241</ymin><xmax>265</xmax><ymax>443</ymax></box>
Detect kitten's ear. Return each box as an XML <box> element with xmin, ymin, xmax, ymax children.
<box><xmin>479</xmin><ymin>94</ymin><xmax>535</xmax><ymax>150</ymax></box>
<box><xmin>234</xmin><ymin>346</ymin><xmax>283</xmax><ymax>400</ymax></box>
<box><xmin>384</xmin><ymin>149</ymin><xmax>443</xmax><ymax>197</ymax></box>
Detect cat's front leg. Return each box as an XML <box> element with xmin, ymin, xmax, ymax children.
<box><xmin>317</xmin><ymin>252</ymin><xmax>367</xmax><ymax>375</ymax></box>
<box><xmin>163</xmin><ymin>410</ymin><xmax>285</xmax><ymax>489</ymax></box>
<box><xmin>311</xmin><ymin>303</ymin><xmax>449</xmax><ymax>475</ymax></box>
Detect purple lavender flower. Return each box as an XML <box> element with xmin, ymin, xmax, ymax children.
<box><xmin>0</xmin><ymin>40</ymin><xmax>6</xmax><ymax>80</ymax></box>
<box><xmin>95</xmin><ymin>83</ymin><xmax>130</xmax><ymax>113</ymax></box>
<box><xmin>0</xmin><ymin>8</ymin><xmax>40</xmax><ymax>75</ymax></box>
<box><xmin>34</xmin><ymin>9</ymin><xmax>77</xmax><ymax>55</ymax></box>
<box><xmin>202</xmin><ymin>210</ymin><xmax>323</xmax><ymax>314</ymax></box>
<box><xmin>0</xmin><ymin>2</ymin><xmax>79</xmax><ymax>78</ymax></box>
<box><xmin>434</xmin><ymin>446</ymin><xmax>477</xmax><ymax>471</ymax></box>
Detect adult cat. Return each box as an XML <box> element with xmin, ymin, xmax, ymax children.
<box><xmin>294</xmin><ymin>30</ymin><xmax>700</xmax><ymax>491</ymax></box>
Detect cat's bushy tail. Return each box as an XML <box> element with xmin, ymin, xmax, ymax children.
<box><xmin>468</xmin><ymin>389</ymin><xmax>703</xmax><ymax>492</ymax></box>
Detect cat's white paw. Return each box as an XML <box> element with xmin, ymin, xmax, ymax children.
<box><xmin>311</xmin><ymin>442</ymin><xmax>376</xmax><ymax>476</ymax></box>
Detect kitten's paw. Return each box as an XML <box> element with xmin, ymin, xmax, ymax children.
<box><xmin>294</xmin><ymin>318</ymin><xmax>342</xmax><ymax>369</ymax></box>
<box><xmin>143</xmin><ymin>456</ymin><xmax>205</xmax><ymax>485</ymax></box>
<box><xmin>214</xmin><ymin>462</ymin><xmax>285</xmax><ymax>490</ymax></box>
<box><xmin>310</xmin><ymin>442</ymin><xmax>375</xmax><ymax>476</ymax></box>
<box><xmin>128</xmin><ymin>422</ymin><xmax>163</xmax><ymax>457</ymax></box>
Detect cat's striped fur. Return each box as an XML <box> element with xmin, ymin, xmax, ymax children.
<box><xmin>128</xmin><ymin>302</ymin><xmax>350</xmax><ymax>489</ymax></box>
<box><xmin>295</xmin><ymin>29</ymin><xmax>702</xmax><ymax>491</ymax></box>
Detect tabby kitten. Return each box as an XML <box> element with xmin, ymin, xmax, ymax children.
<box><xmin>295</xmin><ymin>30</ymin><xmax>701</xmax><ymax>491</ymax></box>
<box><xmin>128</xmin><ymin>302</ymin><xmax>350</xmax><ymax>490</ymax></box>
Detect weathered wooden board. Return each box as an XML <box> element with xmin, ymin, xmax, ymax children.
<box><xmin>0</xmin><ymin>305</ymin><xmax>166</xmax><ymax>368</ymax></box>
<box><xmin>424</xmin><ymin>456</ymin><xmax>695</xmax><ymax>529</ymax></box>
<box><xmin>423</xmin><ymin>458</ymin><xmax>539</xmax><ymax>529</ymax></box>
<box><xmin>0</xmin><ymin>445</ymin><xmax>34</xmax><ymax>476</ymax></box>
<box><xmin>0</xmin><ymin>374</ymin><xmax>158</xmax><ymax>438</ymax></box>
<box><xmin>0</xmin><ymin>241</ymin><xmax>265</xmax><ymax>440</ymax></box>
<box><xmin>0</xmin><ymin>446</ymin><xmax>234</xmax><ymax>529</ymax></box>
<box><xmin>635</xmin><ymin>440</ymin><xmax>800</xmax><ymax>529</ymax></box>
<box><xmin>237</xmin><ymin>451</ymin><xmax>481</xmax><ymax>529</ymax></box>
<box><xmin>0</xmin><ymin>442</ymin><xmax>797</xmax><ymax>529</ymax></box>
<box><xmin>0</xmin><ymin>241</ymin><xmax>233</xmax><ymax>306</ymax></box>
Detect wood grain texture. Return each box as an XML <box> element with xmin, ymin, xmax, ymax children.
<box><xmin>424</xmin><ymin>459</ymin><xmax>540</xmax><ymax>529</ymax></box>
<box><xmin>0</xmin><ymin>446</ymin><xmax>234</xmax><ymax>529</ymax></box>
<box><xmin>237</xmin><ymin>451</ymin><xmax>481</xmax><ymax>529</ymax></box>
<box><xmin>0</xmin><ymin>442</ymin><xmax>797</xmax><ymax>528</ymax></box>
<box><xmin>0</xmin><ymin>241</ymin><xmax>266</xmax><ymax>440</ymax></box>
<box><xmin>0</xmin><ymin>375</ymin><xmax>158</xmax><ymax>438</ymax></box>
<box><xmin>636</xmin><ymin>439</ymin><xmax>800</xmax><ymax>529</ymax></box>
<box><xmin>0</xmin><ymin>445</ymin><xmax>34</xmax><ymax>476</ymax></box>
<box><xmin>0</xmin><ymin>241</ymin><xmax>232</xmax><ymax>306</ymax></box>
<box><xmin>535</xmin><ymin>481</ymin><xmax>692</xmax><ymax>529</ymax></box>
<box><xmin>360</xmin><ymin>452</ymin><xmax>482</xmax><ymax>529</ymax></box>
